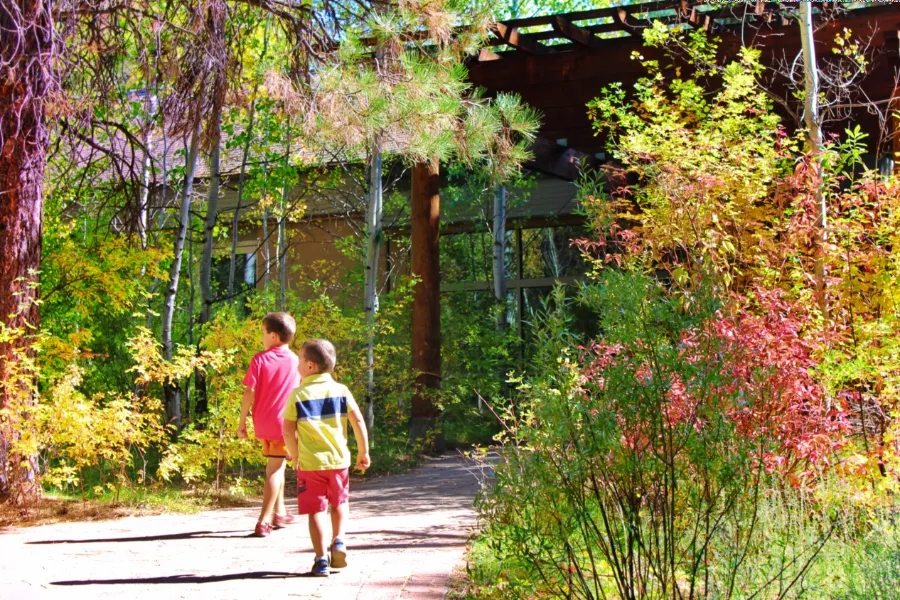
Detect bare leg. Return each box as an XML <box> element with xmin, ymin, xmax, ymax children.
<box><xmin>258</xmin><ymin>457</ymin><xmax>286</xmax><ymax>524</ymax></box>
<box><xmin>308</xmin><ymin>511</ymin><xmax>329</xmax><ymax>558</ymax></box>
<box><xmin>331</xmin><ymin>501</ymin><xmax>349</xmax><ymax>542</ymax></box>
<box><xmin>274</xmin><ymin>466</ymin><xmax>287</xmax><ymax>516</ymax></box>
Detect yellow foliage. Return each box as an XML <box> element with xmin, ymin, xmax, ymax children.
<box><xmin>36</xmin><ymin>364</ymin><xmax>169</xmax><ymax>496</ymax></box>
<box><xmin>127</xmin><ymin>326</ymin><xmax>232</xmax><ymax>386</ymax></box>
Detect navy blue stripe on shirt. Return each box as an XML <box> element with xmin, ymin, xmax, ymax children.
<box><xmin>295</xmin><ymin>396</ymin><xmax>348</xmax><ymax>421</ymax></box>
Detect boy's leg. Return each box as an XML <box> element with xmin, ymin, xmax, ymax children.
<box><xmin>326</xmin><ymin>468</ymin><xmax>351</xmax><ymax>568</ymax></box>
<box><xmin>258</xmin><ymin>456</ymin><xmax>286</xmax><ymax>524</ymax></box>
<box><xmin>297</xmin><ymin>469</ymin><xmax>330</xmax><ymax>567</ymax></box>
<box><xmin>274</xmin><ymin>465</ymin><xmax>287</xmax><ymax>516</ymax></box>
<box><xmin>330</xmin><ymin>501</ymin><xmax>348</xmax><ymax>543</ymax></box>
<box><xmin>308</xmin><ymin>511</ymin><xmax>329</xmax><ymax>558</ymax></box>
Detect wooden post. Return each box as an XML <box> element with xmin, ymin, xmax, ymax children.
<box><xmin>410</xmin><ymin>160</ymin><xmax>443</xmax><ymax>449</ymax></box>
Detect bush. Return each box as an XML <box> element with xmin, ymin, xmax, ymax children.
<box><xmin>475</xmin><ymin>273</ymin><xmax>845</xmax><ymax>600</ymax></box>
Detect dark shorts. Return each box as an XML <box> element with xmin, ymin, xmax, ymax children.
<box><xmin>296</xmin><ymin>468</ymin><xmax>350</xmax><ymax>515</ymax></box>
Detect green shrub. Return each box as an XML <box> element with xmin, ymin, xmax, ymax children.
<box><xmin>475</xmin><ymin>273</ymin><xmax>839</xmax><ymax>600</ymax></box>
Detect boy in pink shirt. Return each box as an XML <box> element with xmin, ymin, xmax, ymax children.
<box><xmin>238</xmin><ymin>312</ymin><xmax>300</xmax><ymax>537</ymax></box>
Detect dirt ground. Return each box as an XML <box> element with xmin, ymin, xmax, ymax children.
<box><xmin>0</xmin><ymin>454</ymin><xmax>486</xmax><ymax>600</ymax></box>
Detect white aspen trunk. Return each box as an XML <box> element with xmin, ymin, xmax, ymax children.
<box><xmin>364</xmin><ymin>138</ymin><xmax>384</xmax><ymax>435</ymax></box>
<box><xmin>228</xmin><ymin>23</ymin><xmax>270</xmax><ymax>299</ymax></box>
<box><xmin>277</xmin><ymin>198</ymin><xmax>287</xmax><ymax>311</ymax></box>
<box><xmin>493</xmin><ymin>185</ymin><xmax>508</xmax><ymax>330</ymax></box>
<box><xmin>138</xmin><ymin>94</ymin><xmax>158</xmax><ymax>250</ymax></box>
<box><xmin>276</xmin><ymin>128</ymin><xmax>292</xmax><ymax>311</ymax></box>
<box><xmin>161</xmin><ymin>123</ymin><xmax>201</xmax><ymax>427</ymax></box>
<box><xmin>799</xmin><ymin>2</ymin><xmax>827</xmax><ymax>317</ymax></box>
<box><xmin>546</xmin><ymin>227</ymin><xmax>561</xmax><ymax>277</ymax></box>
<box><xmin>491</xmin><ymin>184</ymin><xmax>508</xmax><ymax>411</ymax></box>
<box><xmin>262</xmin><ymin>116</ymin><xmax>271</xmax><ymax>294</ymax></box>
<box><xmin>262</xmin><ymin>209</ymin><xmax>270</xmax><ymax>292</ymax></box>
<box><xmin>228</xmin><ymin>101</ymin><xmax>257</xmax><ymax>300</ymax></box>
<box><xmin>200</xmin><ymin>114</ymin><xmax>221</xmax><ymax>325</ymax></box>
<box><xmin>194</xmin><ymin>115</ymin><xmax>221</xmax><ymax>419</ymax></box>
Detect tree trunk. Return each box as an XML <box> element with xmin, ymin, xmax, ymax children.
<box><xmin>196</xmin><ymin>113</ymin><xmax>221</xmax><ymax>418</ymax></box>
<box><xmin>161</xmin><ymin>124</ymin><xmax>201</xmax><ymax>427</ymax></box>
<box><xmin>199</xmin><ymin>116</ymin><xmax>221</xmax><ymax>327</ymax></box>
<box><xmin>364</xmin><ymin>138</ymin><xmax>384</xmax><ymax>436</ymax></box>
<box><xmin>493</xmin><ymin>185</ymin><xmax>508</xmax><ymax>330</ymax></box>
<box><xmin>0</xmin><ymin>0</ymin><xmax>54</xmax><ymax>502</ymax></box>
<box><xmin>262</xmin><ymin>114</ymin><xmax>271</xmax><ymax>294</ymax></box>
<box><xmin>409</xmin><ymin>160</ymin><xmax>443</xmax><ymax>449</ymax></box>
<box><xmin>892</xmin><ymin>84</ymin><xmax>900</xmax><ymax>177</ymax></box>
<box><xmin>277</xmin><ymin>180</ymin><xmax>288</xmax><ymax>311</ymax></box>
<box><xmin>276</xmin><ymin>129</ymin><xmax>292</xmax><ymax>311</ymax></box>
<box><xmin>799</xmin><ymin>2</ymin><xmax>827</xmax><ymax>317</ymax></box>
<box><xmin>262</xmin><ymin>207</ymin><xmax>271</xmax><ymax>292</ymax></box>
<box><xmin>227</xmin><ymin>101</ymin><xmax>257</xmax><ymax>300</ymax></box>
<box><xmin>491</xmin><ymin>185</ymin><xmax>508</xmax><ymax>410</ymax></box>
<box><xmin>138</xmin><ymin>93</ymin><xmax>158</xmax><ymax>249</ymax></box>
<box><xmin>227</xmin><ymin>22</ymin><xmax>269</xmax><ymax>300</ymax></box>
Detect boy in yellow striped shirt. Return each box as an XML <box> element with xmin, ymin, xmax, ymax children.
<box><xmin>282</xmin><ymin>338</ymin><xmax>370</xmax><ymax>577</ymax></box>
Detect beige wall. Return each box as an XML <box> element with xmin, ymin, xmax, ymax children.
<box><xmin>245</xmin><ymin>215</ymin><xmax>398</xmax><ymax>305</ymax></box>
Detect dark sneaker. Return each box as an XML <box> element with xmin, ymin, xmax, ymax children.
<box><xmin>273</xmin><ymin>513</ymin><xmax>295</xmax><ymax>529</ymax></box>
<box><xmin>252</xmin><ymin>521</ymin><xmax>273</xmax><ymax>537</ymax></box>
<box><xmin>330</xmin><ymin>538</ymin><xmax>347</xmax><ymax>569</ymax></box>
<box><xmin>311</xmin><ymin>557</ymin><xmax>329</xmax><ymax>577</ymax></box>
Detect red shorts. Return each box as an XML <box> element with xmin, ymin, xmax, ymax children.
<box><xmin>296</xmin><ymin>468</ymin><xmax>350</xmax><ymax>515</ymax></box>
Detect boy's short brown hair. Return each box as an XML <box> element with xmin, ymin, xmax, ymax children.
<box><xmin>262</xmin><ymin>312</ymin><xmax>296</xmax><ymax>344</ymax></box>
<box><xmin>301</xmin><ymin>339</ymin><xmax>336</xmax><ymax>373</ymax></box>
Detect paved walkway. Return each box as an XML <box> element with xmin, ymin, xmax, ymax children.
<box><xmin>0</xmin><ymin>455</ymin><xmax>483</xmax><ymax>600</ymax></box>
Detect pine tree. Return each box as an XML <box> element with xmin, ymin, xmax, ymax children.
<box><xmin>274</xmin><ymin>0</ymin><xmax>539</xmax><ymax>441</ymax></box>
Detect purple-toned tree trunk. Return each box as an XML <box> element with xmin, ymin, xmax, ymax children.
<box><xmin>0</xmin><ymin>0</ymin><xmax>55</xmax><ymax>500</ymax></box>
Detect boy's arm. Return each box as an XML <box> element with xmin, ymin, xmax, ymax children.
<box><xmin>282</xmin><ymin>419</ymin><xmax>299</xmax><ymax>463</ymax></box>
<box><xmin>237</xmin><ymin>386</ymin><xmax>254</xmax><ymax>438</ymax></box>
<box><xmin>348</xmin><ymin>407</ymin><xmax>371</xmax><ymax>472</ymax></box>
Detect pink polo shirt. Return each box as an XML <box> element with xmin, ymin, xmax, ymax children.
<box><xmin>242</xmin><ymin>345</ymin><xmax>300</xmax><ymax>441</ymax></box>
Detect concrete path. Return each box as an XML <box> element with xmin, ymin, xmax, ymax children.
<box><xmin>0</xmin><ymin>455</ymin><xmax>483</xmax><ymax>600</ymax></box>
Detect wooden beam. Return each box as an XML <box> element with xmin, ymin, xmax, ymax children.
<box><xmin>612</xmin><ymin>7</ymin><xmax>646</xmax><ymax>32</ymax></box>
<box><xmin>442</xmin><ymin>276</ymin><xmax>583</xmax><ymax>293</ymax></box>
<box><xmin>492</xmin><ymin>22</ymin><xmax>547</xmax><ymax>55</ymax></box>
<box><xmin>478</xmin><ymin>48</ymin><xmax>501</xmax><ymax>62</ymax></box>
<box><xmin>410</xmin><ymin>160</ymin><xmax>442</xmax><ymax>441</ymax></box>
<box><xmin>391</xmin><ymin>213</ymin><xmax>587</xmax><ymax>236</ymax></box>
<box><xmin>510</xmin><ymin>22</ymin><xmax>631</xmax><ymax>43</ymax></box>
<box><xmin>503</xmin><ymin>6</ymin><xmax>615</xmax><ymax>30</ymax></box>
<box><xmin>551</xmin><ymin>15</ymin><xmax>603</xmax><ymax>51</ymax></box>
<box><xmin>686</xmin><ymin>6</ymin><xmax>713</xmax><ymax>31</ymax></box>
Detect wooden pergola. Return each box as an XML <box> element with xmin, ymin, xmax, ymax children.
<box><xmin>409</xmin><ymin>1</ymin><xmax>900</xmax><ymax>436</ymax></box>
<box><xmin>470</xmin><ymin>1</ymin><xmax>899</xmax><ymax>173</ymax></box>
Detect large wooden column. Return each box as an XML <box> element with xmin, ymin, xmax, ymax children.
<box><xmin>410</xmin><ymin>160</ymin><xmax>443</xmax><ymax>447</ymax></box>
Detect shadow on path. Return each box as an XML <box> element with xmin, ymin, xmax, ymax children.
<box><xmin>350</xmin><ymin>540</ymin><xmax>465</xmax><ymax>551</ymax></box>
<box><xmin>29</xmin><ymin>530</ymin><xmax>246</xmax><ymax>545</ymax></box>
<box><xmin>351</xmin><ymin>529</ymin><xmax>469</xmax><ymax>540</ymax></box>
<box><xmin>51</xmin><ymin>571</ymin><xmax>316</xmax><ymax>585</ymax></box>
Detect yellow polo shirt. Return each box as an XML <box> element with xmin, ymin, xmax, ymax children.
<box><xmin>283</xmin><ymin>373</ymin><xmax>358</xmax><ymax>471</ymax></box>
